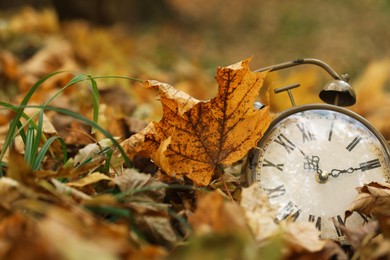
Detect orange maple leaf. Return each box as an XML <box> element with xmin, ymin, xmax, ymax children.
<box><xmin>122</xmin><ymin>58</ymin><xmax>271</xmax><ymax>186</ymax></box>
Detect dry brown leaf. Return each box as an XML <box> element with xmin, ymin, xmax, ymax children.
<box><xmin>285</xmin><ymin>239</ymin><xmax>348</xmax><ymax>260</ymax></box>
<box><xmin>37</xmin><ymin>207</ymin><xmax>140</xmax><ymax>260</ymax></box>
<box><xmin>18</xmin><ymin>38</ymin><xmax>78</xmax><ymax>94</ymax></box>
<box><xmin>122</xmin><ymin>58</ymin><xmax>271</xmax><ymax>186</ymax></box>
<box><xmin>66</xmin><ymin>172</ymin><xmax>113</xmax><ymax>188</ymax></box>
<box><xmin>354</xmin><ymin>234</ymin><xmax>390</xmax><ymax>260</ymax></box>
<box><xmin>0</xmin><ymin>213</ymin><xmax>60</xmax><ymax>259</ymax></box>
<box><xmin>351</xmin><ymin>59</ymin><xmax>390</xmax><ymax>140</ymax></box>
<box><xmin>0</xmin><ymin>177</ymin><xmax>39</xmax><ymax>212</ymax></box>
<box><xmin>188</xmin><ymin>190</ymin><xmax>249</xmax><ymax>235</ymax></box>
<box><xmin>0</xmin><ymin>50</ymin><xmax>19</xmax><ymax>82</ymax></box>
<box><xmin>114</xmin><ymin>168</ymin><xmax>167</xmax><ymax>202</ymax></box>
<box><xmin>51</xmin><ymin>179</ymin><xmax>92</xmax><ymax>201</ymax></box>
<box><xmin>73</xmin><ymin>138</ymin><xmax>115</xmax><ymax>167</ymax></box>
<box><xmin>113</xmin><ymin>169</ymin><xmax>178</xmax><ymax>246</ymax></box>
<box><xmin>338</xmin><ymin>221</ymin><xmax>379</xmax><ymax>250</ymax></box>
<box><xmin>281</xmin><ymin>221</ymin><xmax>326</xmax><ymax>254</ymax></box>
<box><xmin>346</xmin><ymin>182</ymin><xmax>390</xmax><ymax>219</ymax></box>
<box><xmin>240</xmin><ymin>184</ymin><xmax>278</xmax><ymax>241</ymax></box>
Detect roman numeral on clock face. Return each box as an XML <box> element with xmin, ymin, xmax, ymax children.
<box><xmin>274</xmin><ymin>134</ymin><xmax>296</xmax><ymax>153</ymax></box>
<box><xmin>358</xmin><ymin>212</ymin><xmax>371</xmax><ymax>224</ymax></box>
<box><xmin>328</xmin><ymin>120</ymin><xmax>335</xmax><ymax>141</ymax></box>
<box><xmin>308</xmin><ymin>214</ymin><xmax>322</xmax><ymax>231</ymax></box>
<box><xmin>346</xmin><ymin>136</ymin><xmax>362</xmax><ymax>151</ymax></box>
<box><xmin>276</xmin><ymin>201</ymin><xmax>301</xmax><ymax>222</ymax></box>
<box><xmin>332</xmin><ymin>215</ymin><xmax>346</xmax><ymax>237</ymax></box>
<box><xmin>262</xmin><ymin>159</ymin><xmax>284</xmax><ymax>171</ymax></box>
<box><xmin>360</xmin><ymin>159</ymin><xmax>381</xmax><ymax>171</ymax></box>
<box><xmin>296</xmin><ymin>122</ymin><xmax>316</xmax><ymax>143</ymax></box>
<box><xmin>264</xmin><ymin>185</ymin><xmax>286</xmax><ymax>199</ymax></box>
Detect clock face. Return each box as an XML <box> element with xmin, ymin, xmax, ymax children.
<box><xmin>247</xmin><ymin>105</ymin><xmax>390</xmax><ymax>241</ymax></box>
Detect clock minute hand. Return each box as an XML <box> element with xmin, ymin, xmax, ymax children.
<box><xmin>329</xmin><ymin>159</ymin><xmax>381</xmax><ymax>178</ymax></box>
<box><xmin>329</xmin><ymin>167</ymin><xmax>360</xmax><ymax>178</ymax></box>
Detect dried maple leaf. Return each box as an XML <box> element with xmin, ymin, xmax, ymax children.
<box><xmin>345</xmin><ymin>182</ymin><xmax>390</xmax><ymax>219</ymax></box>
<box><xmin>122</xmin><ymin>58</ymin><xmax>271</xmax><ymax>186</ymax></box>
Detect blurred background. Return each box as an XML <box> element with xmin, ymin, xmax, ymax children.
<box><xmin>1</xmin><ymin>0</ymin><xmax>390</xmax><ymax>138</ymax></box>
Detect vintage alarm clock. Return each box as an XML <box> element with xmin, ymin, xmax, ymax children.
<box><xmin>243</xmin><ymin>58</ymin><xmax>390</xmax><ymax>241</ymax></box>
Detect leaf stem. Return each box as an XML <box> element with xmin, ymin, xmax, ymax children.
<box><xmin>215</xmin><ymin>164</ymin><xmax>234</xmax><ymax>202</ymax></box>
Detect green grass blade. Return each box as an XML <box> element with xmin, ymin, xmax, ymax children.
<box><xmin>67</xmin><ymin>74</ymin><xmax>88</xmax><ymax>86</ymax></box>
<box><xmin>0</xmin><ymin>161</ymin><xmax>7</xmax><ymax>176</ymax></box>
<box><xmin>0</xmin><ymin>101</ymin><xmax>39</xmax><ymax>130</ymax></box>
<box><xmin>24</xmin><ymin>126</ymin><xmax>36</xmax><ymax>165</ymax></box>
<box><xmin>43</xmin><ymin>74</ymin><xmax>88</xmax><ymax>108</ymax></box>
<box><xmin>28</xmin><ymin>105</ymin><xmax>132</xmax><ymax>168</ymax></box>
<box><xmin>91</xmin><ymin>75</ymin><xmax>143</xmax><ymax>82</ymax></box>
<box><xmin>84</xmin><ymin>205</ymin><xmax>131</xmax><ymax>218</ymax></box>
<box><xmin>88</xmin><ymin>75</ymin><xmax>99</xmax><ymax>134</ymax></box>
<box><xmin>76</xmin><ymin>146</ymin><xmax>112</xmax><ymax>168</ymax></box>
<box><xmin>0</xmin><ymin>71</ymin><xmax>63</xmax><ymax>161</ymax></box>
<box><xmin>32</xmin><ymin>136</ymin><xmax>67</xmax><ymax>170</ymax></box>
<box><xmin>16</xmin><ymin>120</ymin><xmax>27</xmax><ymax>144</ymax></box>
<box><xmin>30</xmin><ymin>109</ymin><xmax>44</xmax><ymax>165</ymax></box>
<box><xmin>0</xmin><ymin>73</ymin><xmax>142</xmax><ymax>163</ymax></box>
<box><xmin>103</xmin><ymin>148</ymin><xmax>113</xmax><ymax>174</ymax></box>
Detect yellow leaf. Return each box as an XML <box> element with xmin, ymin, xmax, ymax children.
<box><xmin>122</xmin><ymin>58</ymin><xmax>271</xmax><ymax>186</ymax></box>
<box><xmin>67</xmin><ymin>172</ymin><xmax>113</xmax><ymax>188</ymax></box>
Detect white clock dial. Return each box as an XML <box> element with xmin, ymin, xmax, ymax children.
<box><xmin>248</xmin><ymin>105</ymin><xmax>390</xmax><ymax>241</ymax></box>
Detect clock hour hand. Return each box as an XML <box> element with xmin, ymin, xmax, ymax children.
<box><xmin>303</xmin><ymin>155</ymin><xmax>334</xmax><ymax>183</ymax></box>
<box><xmin>304</xmin><ymin>155</ymin><xmax>322</xmax><ymax>174</ymax></box>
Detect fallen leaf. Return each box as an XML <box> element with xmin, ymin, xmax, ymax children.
<box><xmin>240</xmin><ymin>184</ymin><xmax>278</xmax><ymax>242</ymax></box>
<box><xmin>0</xmin><ymin>177</ymin><xmax>39</xmax><ymax>212</ymax></box>
<box><xmin>338</xmin><ymin>221</ymin><xmax>379</xmax><ymax>250</ymax></box>
<box><xmin>51</xmin><ymin>178</ymin><xmax>92</xmax><ymax>201</ymax></box>
<box><xmin>168</xmin><ymin>232</ymin><xmax>256</xmax><ymax>260</ymax></box>
<box><xmin>66</xmin><ymin>172</ymin><xmax>113</xmax><ymax>188</ymax></box>
<box><xmin>122</xmin><ymin>58</ymin><xmax>271</xmax><ymax>186</ymax></box>
<box><xmin>113</xmin><ymin>169</ymin><xmax>178</xmax><ymax>246</ymax></box>
<box><xmin>37</xmin><ymin>207</ymin><xmax>139</xmax><ymax>260</ymax></box>
<box><xmin>351</xmin><ymin>59</ymin><xmax>390</xmax><ymax>140</ymax></box>
<box><xmin>281</xmin><ymin>221</ymin><xmax>326</xmax><ymax>253</ymax></box>
<box><xmin>354</xmin><ymin>234</ymin><xmax>390</xmax><ymax>260</ymax></box>
<box><xmin>73</xmin><ymin>138</ymin><xmax>116</xmax><ymax>167</ymax></box>
<box><xmin>0</xmin><ymin>50</ymin><xmax>19</xmax><ymax>82</ymax></box>
<box><xmin>114</xmin><ymin>168</ymin><xmax>167</xmax><ymax>202</ymax></box>
<box><xmin>346</xmin><ymin>182</ymin><xmax>390</xmax><ymax>219</ymax></box>
<box><xmin>6</xmin><ymin>149</ymin><xmax>35</xmax><ymax>186</ymax></box>
<box><xmin>0</xmin><ymin>213</ymin><xmax>60</xmax><ymax>259</ymax></box>
<box><xmin>18</xmin><ymin>38</ymin><xmax>78</xmax><ymax>94</ymax></box>
<box><xmin>285</xmin><ymin>239</ymin><xmax>348</xmax><ymax>260</ymax></box>
<box><xmin>188</xmin><ymin>190</ymin><xmax>249</xmax><ymax>235</ymax></box>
